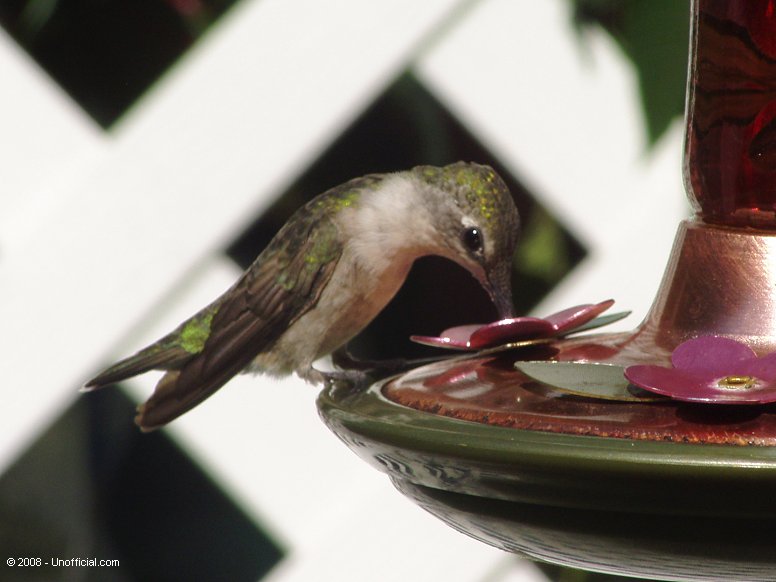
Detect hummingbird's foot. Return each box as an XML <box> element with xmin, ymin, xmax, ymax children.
<box><xmin>304</xmin><ymin>349</ymin><xmax>462</xmax><ymax>395</ymax></box>
<box><xmin>313</xmin><ymin>368</ymin><xmax>376</xmax><ymax>399</ymax></box>
<box><xmin>330</xmin><ymin>347</ymin><xmax>452</xmax><ymax>377</ymax></box>
<box><xmin>298</xmin><ymin>364</ymin><xmax>374</xmax><ymax>390</ymax></box>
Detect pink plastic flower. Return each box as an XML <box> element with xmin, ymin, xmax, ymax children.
<box><xmin>625</xmin><ymin>336</ymin><xmax>776</xmax><ymax>404</ymax></box>
<box><xmin>410</xmin><ymin>299</ymin><xmax>618</xmax><ymax>351</ymax></box>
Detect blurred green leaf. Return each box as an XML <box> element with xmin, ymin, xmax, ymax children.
<box><xmin>569</xmin><ymin>0</ymin><xmax>690</xmax><ymax>145</ymax></box>
<box><xmin>515</xmin><ymin>206</ymin><xmax>570</xmax><ymax>283</ymax></box>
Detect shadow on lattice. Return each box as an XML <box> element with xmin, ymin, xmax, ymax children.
<box><xmin>228</xmin><ymin>72</ymin><xmax>587</xmax><ymax>361</ymax></box>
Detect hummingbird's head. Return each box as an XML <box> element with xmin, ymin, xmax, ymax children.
<box><xmin>412</xmin><ymin>162</ymin><xmax>520</xmax><ymax>319</ymax></box>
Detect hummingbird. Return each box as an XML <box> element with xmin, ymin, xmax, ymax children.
<box><xmin>84</xmin><ymin>162</ymin><xmax>520</xmax><ymax>431</ymax></box>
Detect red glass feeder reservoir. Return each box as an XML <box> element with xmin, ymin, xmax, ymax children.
<box><xmin>685</xmin><ymin>0</ymin><xmax>776</xmax><ymax>227</ymax></box>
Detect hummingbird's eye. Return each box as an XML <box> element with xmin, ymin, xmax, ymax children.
<box><xmin>462</xmin><ymin>227</ymin><xmax>484</xmax><ymax>254</ymax></box>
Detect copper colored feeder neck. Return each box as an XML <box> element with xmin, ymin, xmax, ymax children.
<box><xmin>556</xmin><ymin>219</ymin><xmax>776</xmax><ymax>367</ymax></box>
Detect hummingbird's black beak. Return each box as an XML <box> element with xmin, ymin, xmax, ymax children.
<box><xmin>485</xmin><ymin>262</ymin><xmax>515</xmax><ymax>319</ymax></box>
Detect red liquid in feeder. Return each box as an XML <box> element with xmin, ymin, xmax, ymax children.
<box><xmin>684</xmin><ymin>0</ymin><xmax>776</xmax><ymax>227</ymax></box>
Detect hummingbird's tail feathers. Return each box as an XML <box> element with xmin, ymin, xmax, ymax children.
<box><xmin>83</xmin><ymin>343</ymin><xmax>192</xmax><ymax>390</ymax></box>
<box><xmin>134</xmin><ymin>365</ymin><xmax>231</xmax><ymax>431</ymax></box>
<box><xmin>134</xmin><ymin>310</ymin><xmax>276</xmax><ymax>431</ymax></box>
<box><xmin>133</xmin><ymin>232</ymin><xmax>345</xmax><ymax>430</ymax></box>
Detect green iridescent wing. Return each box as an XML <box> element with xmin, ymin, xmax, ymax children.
<box><xmin>137</xmin><ymin>212</ymin><xmax>343</xmax><ymax>429</ymax></box>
